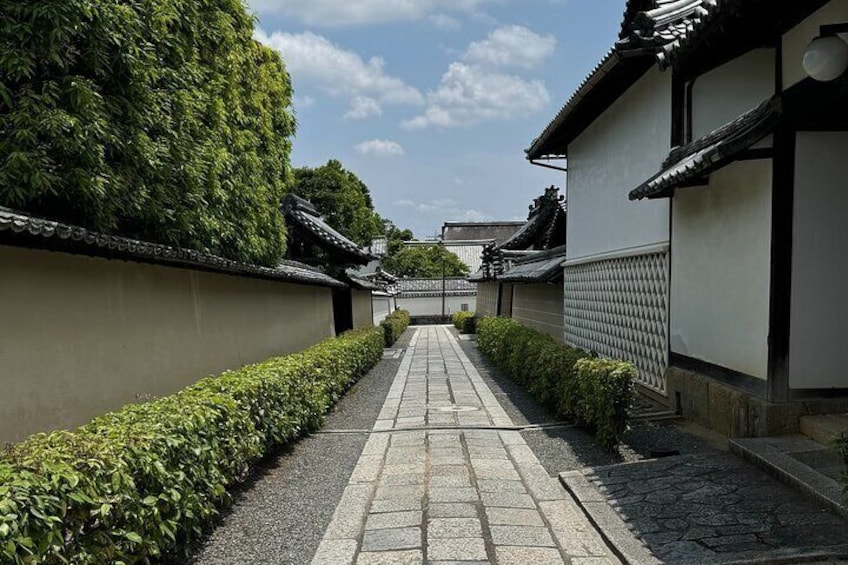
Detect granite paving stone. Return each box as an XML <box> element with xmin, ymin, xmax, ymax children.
<box><xmin>489</xmin><ymin>525</ymin><xmax>556</xmax><ymax>547</ymax></box>
<box><xmin>428</xmin><ymin>538</ymin><xmax>488</xmax><ymax>561</ymax></box>
<box><xmin>356</xmin><ymin>550</ymin><xmax>424</xmax><ymax>565</ymax></box>
<box><xmin>365</xmin><ymin>511</ymin><xmax>423</xmax><ymax>531</ymax></box>
<box><xmin>306</xmin><ymin>327</ymin><xmax>619</xmax><ymax>564</ymax></box>
<box><xmin>360</xmin><ymin>527</ymin><xmax>422</xmax><ymax>552</ymax></box>
<box><xmin>485</xmin><ymin>507</ymin><xmax>545</xmax><ymax>527</ymax></box>
<box><xmin>494</xmin><ymin>546</ymin><xmax>565</xmax><ymax>565</ymax></box>
<box><xmin>427</xmin><ymin>518</ymin><xmax>483</xmax><ymax>538</ymax></box>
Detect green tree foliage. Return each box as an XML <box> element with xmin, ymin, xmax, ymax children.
<box><xmin>0</xmin><ymin>328</ymin><xmax>384</xmax><ymax>563</ymax></box>
<box><xmin>291</xmin><ymin>160</ymin><xmax>384</xmax><ymax>246</ymax></box>
<box><xmin>0</xmin><ymin>0</ymin><xmax>294</xmax><ymax>266</ymax></box>
<box><xmin>383</xmin><ymin>219</ymin><xmax>414</xmax><ymax>257</ymax></box>
<box><xmin>382</xmin><ymin>244</ymin><xmax>470</xmax><ymax>278</ymax></box>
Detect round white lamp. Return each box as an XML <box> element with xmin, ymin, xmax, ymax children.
<box><xmin>804</xmin><ymin>33</ymin><xmax>848</xmax><ymax>82</ymax></box>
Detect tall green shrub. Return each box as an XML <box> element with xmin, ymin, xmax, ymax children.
<box><xmin>452</xmin><ymin>311</ymin><xmax>476</xmax><ymax>334</ymax></box>
<box><xmin>477</xmin><ymin>317</ymin><xmax>635</xmax><ymax>449</ymax></box>
<box><xmin>0</xmin><ymin>0</ymin><xmax>294</xmax><ymax>266</ymax></box>
<box><xmin>0</xmin><ymin>328</ymin><xmax>383</xmax><ymax>564</ymax></box>
<box><xmin>381</xmin><ymin>310</ymin><xmax>411</xmax><ymax>347</ymax></box>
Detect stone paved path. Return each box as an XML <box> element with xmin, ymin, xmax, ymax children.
<box><xmin>563</xmin><ymin>453</ymin><xmax>848</xmax><ymax>564</ymax></box>
<box><xmin>311</xmin><ymin>326</ymin><xmax>619</xmax><ymax>565</ymax></box>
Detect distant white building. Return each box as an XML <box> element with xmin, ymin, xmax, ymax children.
<box><xmin>395</xmin><ymin>278</ymin><xmax>477</xmax><ymax>319</ymax></box>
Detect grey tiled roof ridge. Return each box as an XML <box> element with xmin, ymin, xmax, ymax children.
<box><xmin>512</xmin><ymin>244</ymin><xmax>568</xmax><ymax>265</ymax></box>
<box><xmin>0</xmin><ymin>206</ymin><xmax>345</xmax><ymax>288</ymax></box>
<box><xmin>281</xmin><ymin>193</ymin><xmax>375</xmax><ymax>264</ymax></box>
<box><xmin>495</xmin><ymin>188</ymin><xmax>565</xmax><ymax>252</ymax></box>
<box><xmin>396</xmin><ymin>277</ymin><xmax>477</xmax><ymax>295</ymax></box>
<box><xmin>289</xmin><ymin>209</ymin><xmax>374</xmax><ymax>262</ymax></box>
<box><xmin>526</xmin><ymin>0</ymin><xmax>719</xmax><ymax>160</ymax></box>
<box><xmin>629</xmin><ymin>95</ymin><xmax>781</xmax><ymax>200</ymax></box>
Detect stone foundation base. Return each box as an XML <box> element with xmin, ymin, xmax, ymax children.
<box><xmin>666</xmin><ymin>366</ymin><xmax>848</xmax><ymax>438</ymax></box>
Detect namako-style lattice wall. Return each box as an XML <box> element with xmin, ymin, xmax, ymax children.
<box><xmin>563</xmin><ymin>244</ymin><xmax>669</xmax><ymax>394</ymax></box>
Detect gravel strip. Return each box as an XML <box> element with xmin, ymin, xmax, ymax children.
<box><xmin>451</xmin><ymin>327</ymin><xmax>716</xmax><ymax>475</ymax></box>
<box><xmin>186</xmin><ymin>330</ymin><xmax>413</xmax><ymax>565</ymax></box>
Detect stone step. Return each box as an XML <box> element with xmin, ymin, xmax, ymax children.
<box><xmin>729</xmin><ymin>434</ymin><xmax>847</xmax><ymax>519</ymax></box>
<box><xmin>800</xmin><ymin>413</ymin><xmax>848</xmax><ymax>445</ymax></box>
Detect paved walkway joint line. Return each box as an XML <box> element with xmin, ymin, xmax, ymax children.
<box><xmin>311</xmin><ymin>326</ymin><xmax>620</xmax><ymax>565</ymax></box>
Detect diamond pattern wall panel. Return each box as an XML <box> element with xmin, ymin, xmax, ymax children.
<box><xmin>563</xmin><ymin>249</ymin><xmax>669</xmax><ymax>394</ymax></box>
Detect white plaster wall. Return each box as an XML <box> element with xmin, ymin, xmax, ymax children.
<box><xmin>783</xmin><ymin>0</ymin><xmax>848</xmax><ymax>90</ymax></box>
<box><xmin>670</xmin><ymin>160</ymin><xmax>773</xmax><ymax>379</ymax></box>
<box><xmin>790</xmin><ymin>132</ymin><xmax>848</xmax><ymax>389</ymax></box>
<box><xmin>352</xmin><ymin>290</ymin><xmax>374</xmax><ymax>329</ymax></box>
<box><xmin>691</xmin><ymin>49</ymin><xmax>775</xmax><ymax>139</ymax></box>
<box><xmin>372</xmin><ymin>295</ymin><xmax>393</xmax><ymax>326</ymax></box>
<box><xmin>566</xmin><ymin>68</ymin><xmax>671</xmax><ymax>260</ymax></box>
<box><xmin>0</xmin><ymin>246</ymin><xmax>335</xmax><ymax>444</ymax></box>
<box><xmin>512</xmin><ymin>284</ymin><xmax>564</xmax><ymax>342</ymax></box>
<box><xmin>396</xmin><ymin>296</ymin><xmax>477</xmax><ymax>317</ymax></box>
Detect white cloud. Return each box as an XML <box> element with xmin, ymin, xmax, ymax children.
<box><xmin>463</xmin><ymin>25</ymin><xmax>555</xmax><ymax>69</ymax></box>
<box><xmin>355</xmin><ymin>139</ymin><xmax>405</xmax><ymax>157</ymax></box>
<box><xmin>255</xmin><ymin>29</ymin><xmax>423</xmax><ymax>118</ymax></box>
<box><xmin>402</xmin><ymin>62</ymin><xmax>550</xmax><ymax>129</ymax></box>
<box><xmin>395</xmin><ymin>198</ymin><xmax>492</xmax><ymax>221</ymax></box>
<box><xmin>248</xmin><ymin>0</ymin><xmax>497</xmax><ymax>27</ymax></box>
<box><xmin>428</xmin><ymin>13</ymin><xmax>462</xmax><ymax>31</ymax></box>
<box><xmin>293</xmin><ymin>95</ymin><xmax>315</xmax><ymax>110</ymax></box>
<box><xmin>345</xmin><ymin>96</ymin><xmax>382</xmax><ymax>120</ymax></box>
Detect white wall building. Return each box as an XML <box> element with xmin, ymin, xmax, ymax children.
<box><xmin>527</xmin><ymin>0</ymin><xmax>848</xmax><ymax>435</ymax></box>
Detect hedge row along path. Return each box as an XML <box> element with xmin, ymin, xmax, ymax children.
<box><xmin>309</xmin><ymin>326</ymin><xmax>619</xmax><ymax>564</ymax></box>
<box><xmin>191</xmin><ymin>325</ymin><xmax>848</xmax><ymax>564</ymax></box>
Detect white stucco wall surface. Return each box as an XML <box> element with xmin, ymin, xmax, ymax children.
<box><xmin>372</xmin><ymin>295</ymin><xmax>393</xmax><ymax>326</ymax></box>
<box><xmin>782</xmin><ymin>0</ymin><xmax>848</xmax><ymax>90</ymax></box>
<box><xmin>566</xmin><ymin>68</ymin><xmax>671</xmax><ymax>260</ymax></box>
<box><xmin>512</xmin><ymin>284</ymin><xmax>564</xmax><ymax>342</ymax></box>
<box><xmin>396</xmin><ymin>296</ymin><xmax>477</xmax><ymax>317</ymax></box>
<box><xmin>0</xmin><ymin>246</ymin><xmax>336</xmax><ymax>444</ymax></box>
<box><xmin>351</xmin><ymin>290</ymin><xmax>374</xmax><ymax>329</ymax></box>
<box><xmin>670</xmin><ymin>160</ymin><xmax>772</xmax><ymax>380</ymax></box>
<box><xmin>691</xmin><ymin>48</ymin><xmax>775</xmax><ymax>139</ymax></box>
<box><xmin>790</xmin><ymin>132</ymin><xmax>848</xmax><ymax>389</ymax></box>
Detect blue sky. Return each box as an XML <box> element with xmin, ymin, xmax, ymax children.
<box><xmin>249</xmin><ymin>1</ymin><xmax>625</xmax><ymax>239</ymax></box>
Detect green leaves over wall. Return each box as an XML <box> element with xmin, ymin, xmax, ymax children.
<box><xmin>0</xmin><ymin>0</ymin><xmax>295</xmax><ymax>266</ymax></box>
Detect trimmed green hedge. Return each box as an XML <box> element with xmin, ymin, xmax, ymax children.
<box><xmin>0</xmin><ymin>328</ymin><xmax>383</xmax><ymax>564</ymax></box>
<box><xmin>452</xmin><ymin>311</ymin><xmax>476</xmax><ymax>334</ymax></box>
<box><xmin>477</xmin><ymin>317</ymin><xmax>635</xmax><ymax>449</ymax></box>
<box><xmin>0</xmin><ymin>0</ymin><xmax>294</xmax><ymax>266</ymax></box>
<box><xmin>381</xmin><ymin>310</ymin><xmax>411</xmax><ymax>347</ymax></box>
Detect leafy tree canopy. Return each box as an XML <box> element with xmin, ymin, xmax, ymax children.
<box><xmin>290</xmin><ymin>160</ymin><xmax>384</xmax><ymax>247</ymax></box>
<box><xmin>382</xmin><ymin>219</ymin><xmax>414</xmax><ymax>257</ymax></box>
<box><xmin>382</xmin><ymin>245</ymin><xmax>470</xmax><ymax>278</ymax></box>
<box><xmin>0</xmin><ymin>0</ymin><xmax>295</xmax><ymax>266</ymax></box>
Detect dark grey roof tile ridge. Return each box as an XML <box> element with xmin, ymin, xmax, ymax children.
<box><xmin>664</xmin><ymin>95</ymin><xmax>780</xmax><ymax>167</ymax></box>
<box><xmin>513</xmin><ymin>243</ymin><xmax>569</xmax><ymax>265</ymax></box>
<box><xmin>0</xmin><ymin>207</ymin><xmax>344</xmax><ymax>287</ymax></box>
<box><xmin>655</xmin><ymin>0</ymin><xmax>724</xmax><ymax>69</ymax></box>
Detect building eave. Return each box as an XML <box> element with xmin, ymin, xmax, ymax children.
<box><xmin>0</xmin><ymin>207</ymin><xmax>346</xmax><ymax>288</ymax></box>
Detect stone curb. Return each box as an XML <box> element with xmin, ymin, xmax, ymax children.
<box><xmin>559</xmin><ymin>470</ymin><xmax>661</xmax><ymax>565</ymax></box>
<box><xmin>729</xmin><ymin>437</ymin><xmax>848</xmax><ymax>519</ymax></box>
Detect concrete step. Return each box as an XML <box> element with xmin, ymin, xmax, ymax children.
<box><xmin>801</xmin><ymin>413</ymin><xmax>848</xmax><ymax>445</ymax></box>
<box><xmin>729</xmin><ymin>434</ymin><xmax>847</xmax><ymax>519</ymax></box>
